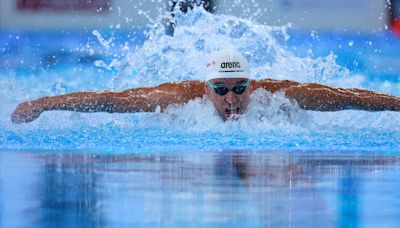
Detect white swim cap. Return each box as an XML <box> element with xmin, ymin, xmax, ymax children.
<box><xmin>205</xmin><ymin>50</ymin><xmax>250</xmax><ymax>80</ymax></box>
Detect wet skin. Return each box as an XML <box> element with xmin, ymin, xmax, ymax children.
<box><xmin>205</xmin><ymin>78</ymin><xmax>253</xmax><ymax>120</ymax></box>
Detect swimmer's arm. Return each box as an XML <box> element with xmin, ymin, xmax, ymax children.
<box><xmin>284</xmin><ymin>83</ymin><xmax>400</xmax><ymax>111</ymax></box>
<box><xmin>11</xmin><ymin>81</ymin><xmax>204</xmax><ymax>123</ymax></box>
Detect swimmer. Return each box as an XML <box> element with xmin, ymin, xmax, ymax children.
<box><xmin>11</xmin><ymin>50</ymin><xmax>400</xmax><ymax>123</ymax></box>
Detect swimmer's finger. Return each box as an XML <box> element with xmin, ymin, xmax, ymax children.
<box><xmin>10</xmin><ymin>112</ymin><xmax>36</xmax><ymax>124</ymax></box>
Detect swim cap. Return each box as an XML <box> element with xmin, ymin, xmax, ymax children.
<box><xmin>205</xmin><ymin>50</ymin><xmax>250</xmax><ymax>80</ymax></box>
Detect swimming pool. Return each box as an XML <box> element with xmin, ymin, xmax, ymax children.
<box><xmin>1</xmin><ymin>8</ymin><xmax>400</xmax><ymax>227</ymax></box>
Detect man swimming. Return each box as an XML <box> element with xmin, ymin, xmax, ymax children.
<box><xmin>11</xmin><ymin>50</ymin><xmax>400</xmax><ymax>123</ymax></box>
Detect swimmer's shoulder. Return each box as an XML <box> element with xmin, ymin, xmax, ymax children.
<box><xmin>158</xmin><ymin>80</ymin><xmax>204</xmax><ymax>89</ymax></box>
<box><xmin>252</xmin><ymin>78</ymin><xmax>301</xmax><ymax>93</ymax></box>
<box><xmin>157</xmin><ymin>80</ymin><xmax>205</xmax><ymax>98</ymax></box>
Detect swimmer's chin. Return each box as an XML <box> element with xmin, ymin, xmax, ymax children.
<box><xmin>223</xmin><ymin>113</ymin><xmax>242</xmax><ymax>121</ymax></box>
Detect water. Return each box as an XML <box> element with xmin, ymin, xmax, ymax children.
<box><xmin>1</xmin><ymin>5</ymin><xmax>400</xmax><ymax>227</ymax></box>
<box><xmin>2</xmin><ymin>151</ymin><xmax>400</xmax><ymax>227</ymax></box>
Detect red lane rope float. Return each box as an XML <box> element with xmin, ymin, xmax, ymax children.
<box><xmin>391</xmin><ymin>18</ymin><xmax>400</xmax><ymax>37</ymax></box>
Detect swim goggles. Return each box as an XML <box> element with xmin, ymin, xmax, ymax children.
<box><xmin>207</xmin><ymin>80</ymin><xmax>250</xmax><ymax>96</ymax></box>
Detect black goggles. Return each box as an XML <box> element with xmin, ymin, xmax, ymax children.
<box><xmin>207</xmin><ymin>80</ymin><xmax>250</xmax><ymax>96</ymax></box>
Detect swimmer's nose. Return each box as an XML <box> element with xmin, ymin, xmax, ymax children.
<box><xmin>225</xmin><ymin>91</ymin><xmax>239</xmax><ymax>104</ymax></box>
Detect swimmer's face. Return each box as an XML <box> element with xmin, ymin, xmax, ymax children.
<box><xmin>205</xmin><ymin>78</ymin><xmax>253</xmax><ymax>121</ymax></box>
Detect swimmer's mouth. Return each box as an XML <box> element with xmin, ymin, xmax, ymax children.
<box><xmin>225</xmin><ymin>107</ymin><xmax>240</xmax><ymax>116</ymax></box>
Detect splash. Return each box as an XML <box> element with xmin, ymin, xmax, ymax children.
<box><xmin>92</xmin><ymin>5</ymin><xmax>350</xmax><ymax>89</ymax></box>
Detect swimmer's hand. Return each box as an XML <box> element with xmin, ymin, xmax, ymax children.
<box><xmin>11</xmin><ymin>101</ymin><xmax>43</xmax><ymax>124</ymax></box>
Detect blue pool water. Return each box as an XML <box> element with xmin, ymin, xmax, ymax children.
<box><xmin>2</xmin><ymin>151</ymin><xmax>400</xmax><ymax>227</ymax></box>
<box><xmin>1</xmin><ymin>7</ymin><xmax>400</xmax><ymax>227</ymax></box>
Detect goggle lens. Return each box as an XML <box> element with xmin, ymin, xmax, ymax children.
<box><xmin>213</xmin><ymin>87</ymin><xmax>230</xmax><ymax>96</ymax></box>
